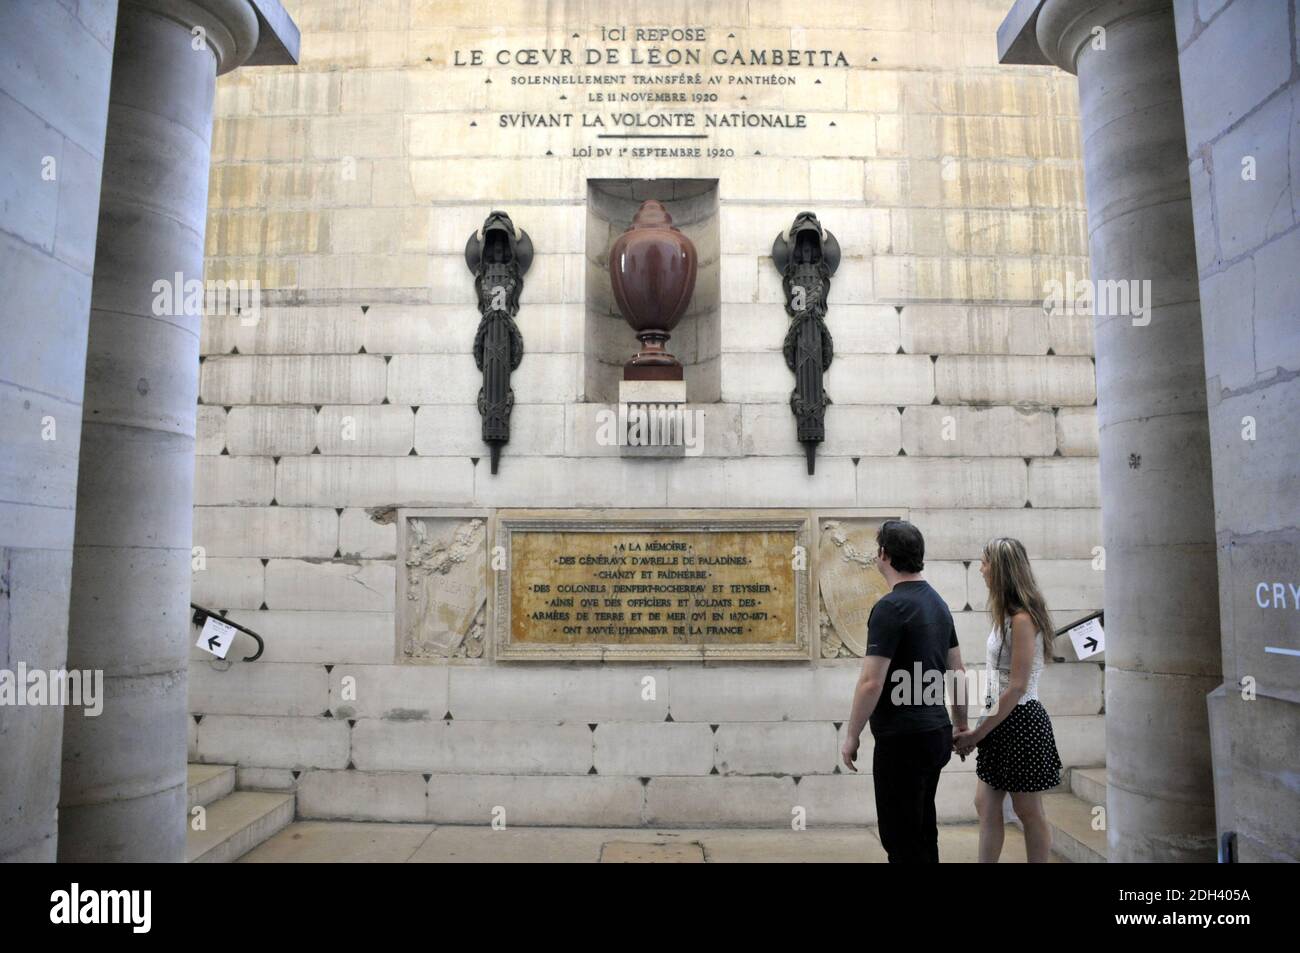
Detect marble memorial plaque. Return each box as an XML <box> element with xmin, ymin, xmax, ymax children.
<box><xmin>494</xmin><ymin>511</ymin><xmax>812</xmax><ymax>660</ymax></box>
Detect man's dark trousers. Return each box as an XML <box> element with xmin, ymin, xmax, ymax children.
<box><xmin>871</xmin><ymin>725</ymin><xmax>953</xmax><ymax>863</ymax></box>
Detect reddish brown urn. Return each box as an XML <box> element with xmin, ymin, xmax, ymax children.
<box><xmin>608</xmin><ymin>199</ymin><xmax>697</xmax><ymax>381</ymax></box>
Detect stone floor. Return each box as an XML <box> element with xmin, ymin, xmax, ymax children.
<box><xmin>239</xmin><ymin>822</ymin><xmax>1059</xmax><ymax>863</ymax></box>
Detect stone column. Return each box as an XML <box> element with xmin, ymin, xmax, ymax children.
<box><xmin>58</xmin><ymin>0</ymin><xmax>294</xmax><ymax>862</ymax></box>
<box><xmin>0</xmin><ymin>0</ymin><xmax>119</xmax><ymax>863</ymax></box>
<box><xmin>1002</xmin><ymin>0</ymin><xmax>1221</xmax><ymax>861</ymax></box>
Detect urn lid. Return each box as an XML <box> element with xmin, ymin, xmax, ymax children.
<box><xmin>628</xmin><ymin>199</ymin><xmax>677</xmax><ymax>230</ymax></box>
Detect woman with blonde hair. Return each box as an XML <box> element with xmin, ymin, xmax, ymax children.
<box><xmin>954</xmin><ymin>537</ymin><xmax>1062</xmax><ymax>862</ymax></box>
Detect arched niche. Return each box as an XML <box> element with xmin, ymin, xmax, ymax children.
<box><xmin>584</xmin><ymin>178</ymin><xmax>721</xmax><ymax>403</ymax></box>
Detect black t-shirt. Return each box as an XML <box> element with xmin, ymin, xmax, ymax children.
<box><xmin>865</xmin><ymin>580</ymin><xmax>959</xmax><ymax>737</ymax></box>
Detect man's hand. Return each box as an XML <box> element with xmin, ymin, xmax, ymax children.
<box><xmin>841</xmin><ymin>736</ymin><xmax>860</xmax><ymax>772</ymax></box>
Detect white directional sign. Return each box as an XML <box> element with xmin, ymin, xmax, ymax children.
<box><xmin>1069</xmin><ymin>616</ymin><xmax>1105</xmax><ymax>660</ymax></box>
<box><xmin>197</xmin><ymin>616</ymin><xmax>237</xmax><ymax>659</ymax></box>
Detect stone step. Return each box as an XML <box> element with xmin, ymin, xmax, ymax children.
<box><xmin>1070</xmin><ymin>766</ymin><xmax>1107</xmax><ymax>807</ymax></box>
<box><xmin>1041</xmin><ymin>792</ymin><xmax>1107</xmax><ymax>863</ymax></box>
<box><xmin>187</xmin><ymin>763</ymin><xmax>236</xmax><ymax>810</ymax></box>
<box><xmin>187</xmin><ymin>791</ymin><xmax>295</xmax><ymax>863</ymax></box>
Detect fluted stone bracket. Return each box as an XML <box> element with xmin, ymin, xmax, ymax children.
<box><xmin>466</xmin><ymin>211</ymin><xmax>533</xmax><ymax>474</ymax></box>
<box><xmin>772</xmin><ymin>211</ymin><xmax>839</xmax><ymax>475</ymax></box>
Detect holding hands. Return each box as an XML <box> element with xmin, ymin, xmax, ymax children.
<box><xmin>952</xmin><ymin>726</ymin><xmax>982</xmax><ymax>760</ymax></box>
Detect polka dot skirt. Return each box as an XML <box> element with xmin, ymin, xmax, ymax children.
<box><xmin>975</xmin><ymin>699</ymin><xmax>1063</xmax><ymax>793</ymax></box>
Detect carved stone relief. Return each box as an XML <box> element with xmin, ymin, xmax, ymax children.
<box><xmin>402</xmin><ymin>516</ymin><xmax>489</xmax><ymax>660</ymax></box>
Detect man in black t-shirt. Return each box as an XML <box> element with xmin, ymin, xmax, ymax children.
<box><xmin>841</xmin><ymin>520</ymin><xmax>968</xmax><ymax>862</ymax></box>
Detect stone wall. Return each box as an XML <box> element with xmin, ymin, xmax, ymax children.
<box><xmin>0</xmin><ymin>0</ymin><xmax>117</xmax><ymax>861</ymax></box>
<box><xmin>1174</xmin><ymin>0</ymin><xmax>1300</xmax><ymax>862</ymax></box>
<box><xmin>190</xmin><ymin>0</ymin><xmax>1106</xmax><ymax>825</ymax></box>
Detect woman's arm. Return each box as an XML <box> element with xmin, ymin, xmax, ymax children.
<box><xmin>964</xmin><ymin>612</ymin><xmax>1035</xmax><ymax>746</ymax></box>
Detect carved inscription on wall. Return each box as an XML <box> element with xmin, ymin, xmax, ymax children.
<box><xmin>494</xmin><ymin>512</ymin><xmax>812</xmax><ymax>660</ymax></box>
<box><xmin>449</xmin><ymin>26</ymin><xmax>852</xmax><ymax>159</ymax></box>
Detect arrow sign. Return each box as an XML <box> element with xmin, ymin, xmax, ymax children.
<box><xmin>197</xmin><ymin>616</ymin><xmax>237</xmax><ymax>659</ymax></box>
<box><xmin>1068</xmin><ymin>616</ymin><xmax>1105</xmax><ymax>660</ymax></box>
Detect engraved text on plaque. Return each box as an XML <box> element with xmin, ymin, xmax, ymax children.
<box><xmin>494</xmin><ymin>512</ymin><xmax>812</xmax><ymax>660</ymax></box>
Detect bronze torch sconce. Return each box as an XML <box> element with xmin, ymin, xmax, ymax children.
<box><xmin>465</xmin><ymin>210</ymin><xmax>533</xmax><ymax>474</ymax></box>
<box><xmin>772</xmin><ymin>212</ymin><xmax>840</xmax><ymax>475</ymax></box>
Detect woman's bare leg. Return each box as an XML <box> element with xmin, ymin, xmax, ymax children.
<box><xmin>975</xmin><ymin>780</ymin><xmax>1005</xmax><ymax>863</ymax></box>
<box><xmin>1010</xmin><ymin>791</ymin><xmax>1052</xmax><ymax>863</ymax></box>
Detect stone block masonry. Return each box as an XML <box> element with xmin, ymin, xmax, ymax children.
<box><xmin>190</xmin><ymin>0</ymin><xmax>1104</xmax><ymax>826</ymax></box>
<box><xmin>188</xmin><ymin>660</ymin><xmax>1104</xmax><ymax>826</ymax></box>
